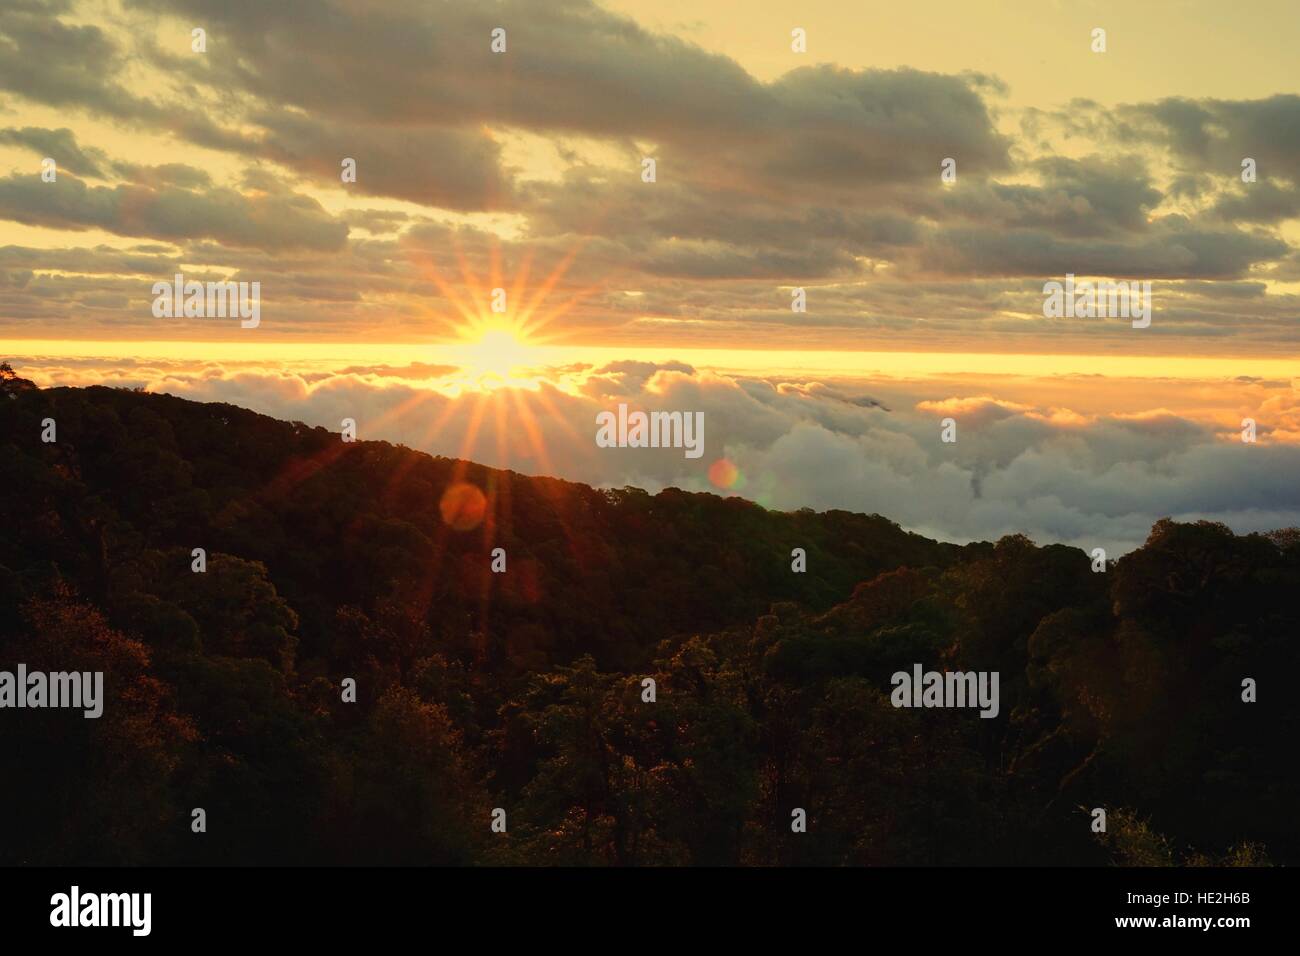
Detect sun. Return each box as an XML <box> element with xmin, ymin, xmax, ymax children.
<box><xmin>446</xmin><ymin>322</ymin><xmax>547</xmax><ymax>390</ymax></box>
<box><xmin>406</xmin><ymin>231</ymin><xmax>601</xmax><ymax>394</ymax></box>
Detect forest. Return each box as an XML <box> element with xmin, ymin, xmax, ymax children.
<box><xmin>1</xmin><ymin>364</ymin><xmax>1296</xmax><ymax>866</ymax></box>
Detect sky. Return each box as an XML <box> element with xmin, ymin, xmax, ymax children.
<box><xmin>1</xmin><ymin>0</ymin><xmax>1298</xmax><ymax>553</ymax></box>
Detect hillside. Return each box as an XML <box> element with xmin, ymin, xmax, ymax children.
<box><xmin>2</xmin><ymin>374</ymin><xmax>1298</xmax><ymax>865</ymax></box>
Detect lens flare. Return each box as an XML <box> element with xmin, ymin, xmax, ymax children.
<box><xmin>439</xmin><ymin>482</ymin><xmax>487</xmax><ymax>530</ymax></box>
<box><xmin>708</xmin><ymin>458</ymin><xmax>741</xmax><ymax>490</ymax></box>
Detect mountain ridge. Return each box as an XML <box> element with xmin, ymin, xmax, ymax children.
<box><xmin>2</xmin><ymin>374</ymin><xmax>1297</xmax><ymax>866</ymax></box>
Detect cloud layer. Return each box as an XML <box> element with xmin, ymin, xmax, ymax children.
<box><xmin>0</xmin><ymin>0</ymin><xmax>1296</xmax><ymax>345</ymax></box>
<box><xmin>13</xmin><ymin>355</ymin><xmax>1300</xmax><ymax>555</ymax></box>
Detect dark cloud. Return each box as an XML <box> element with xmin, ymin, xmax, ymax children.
<box><xmin>0</xmin><ymin>172</ymin><xmax>348</xmax><ymax>251</ymax></box>
<box><xmin>123</xmin><ymin>0</ymin><xmax>768</xmax><ymax>137</ymax></box>
<box><xmin>0</xmin><ymin>4</ymin><xmax>159</xmax><ymax>121</ymax></box>
<box><xmin>921</xmin><ymin>218</ymin><xmax>1287</xmax><ymax>279</ymax></box>
<box><xmin>118</xmin><ymin>163</ymin><xmax>214</xmax><ymax>189</ymax></box>
<box><xmin>1122</xmin><ymin>95</ymin><xmax>1300</xmax><ymax>183</ymax></box>
<box><xmin>1212</xmin><ymin>180</ymin><xmax>1300</xmax><ymax>225</ymax></box>
<box><xmin>942</xmin><ymin>155</ymin><xmax>1163</xmax><ymax>236</ymax></box>
<box><xmin>251</xmin><ymin>111</ymin><xmax>515</xmax><ymax>211</ymax></box>
<box><xmin>0</xmin><ymin>126</ymin><xmax>110</xmax><ymax>177</ymax></box>
<box><xmin>0</xmin><ymin>242</ymin><xmax>180</xmax><ymax>276</ymax></box>
<box><xmin>106</xmin><ymin>1</ymin><xmax>1009</xmax><ymax>208</ymax></box>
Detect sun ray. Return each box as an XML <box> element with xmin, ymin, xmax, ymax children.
<box><xmin>528</xmin><ymin>384</ymin><xmax>586</xmax><ymax>448</ymax></box>
<box><xmin>507</xmin><ymin>388</ymin><xmax>556</xmax><ymax>477</ymax></box>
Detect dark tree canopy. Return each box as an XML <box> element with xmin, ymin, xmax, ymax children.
<box><xmin>1</xmin><ymin>383</ymin><xmax>1295</xmax><ymax>865</ymax></box>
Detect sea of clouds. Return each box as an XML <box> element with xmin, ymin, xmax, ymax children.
<box><xmin>14</xmin><ymin>355</ymin><xmax>1300</xmax><ymax>556</ymax></box>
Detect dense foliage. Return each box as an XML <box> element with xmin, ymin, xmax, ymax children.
<box><xmin>2</xmin><ymin>370</ymin><xmax>1296</xmax><ymax>865</ymax></box>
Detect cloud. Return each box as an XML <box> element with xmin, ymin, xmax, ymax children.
<box><xmin>0</xmin><ymin>3</ymin><xmax>155</xmax><ymax>120</ymax></box>
<box><xmin>920</xmin><ymin>217</ymin><xmax>1287</xmax><ymax>279</ymax></box>
<box><xmin>336</xmin><ymin>362</ymin><xmax>461</xmax><ymax>380</ymax></box>
<box><xmin>250</xmin><ymin>112</ymin><xmax>516</xmax><ymax>211</ymax></box>
<box><xmin>1122</xmin><ymin>95</ymin><xmax>1300</xmax><ymax>183</ymax></box>
<box><xmin>0</xmin><ymin>126</ymin><xmax>110</xmax><ymax>177</ymax></box>
<box><xmin>9</xmin><ymin>355</ymin><xmax>1299</xmax><ymax>556</ymax></box>
<box><xmin>1212</xmin><ymin>180</ymin><xmax>1300</xmax><ymax>225</ymax></box>
<box><xmin>0</xmin><ymin>172</ymin><xmax>348</xmax><ymax>251</ymax></box>
<box><xmin>0</xmin><ymin>0</ymin><xmax>1295</xmax><ymax>349</ymax></box>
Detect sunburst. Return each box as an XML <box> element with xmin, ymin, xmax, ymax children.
<box><xmin>405</xmin><ymin>230</ymin><xmax>600</xmax><ymax>395</ymax></box>
<box><xmin>444</xmin><ymin>321</ymin><xmax>547</xmax><ymax>391</ymax></box>
<box><xmin>380</xmin><ymin>231</ymin><xmax>608</xmax><ymax>569</ymax></box>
